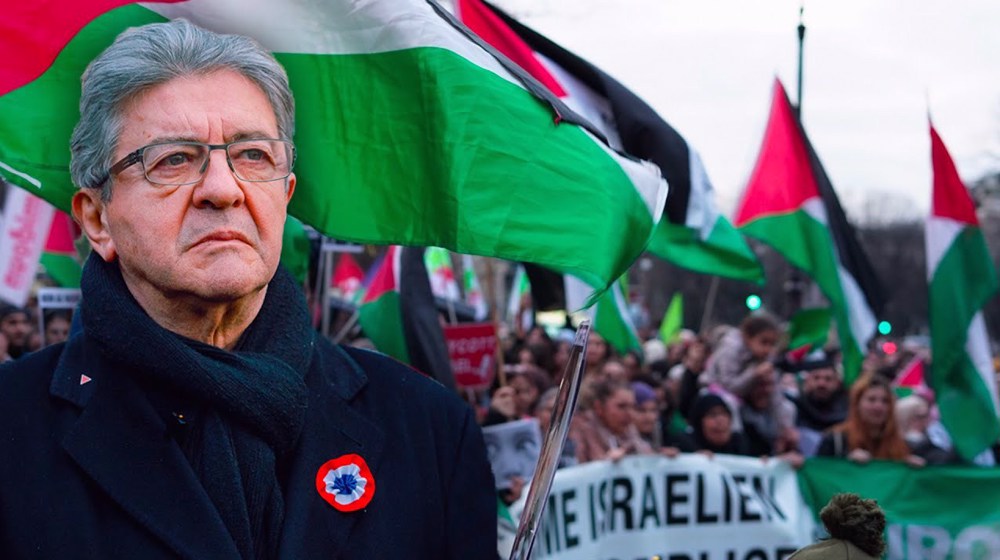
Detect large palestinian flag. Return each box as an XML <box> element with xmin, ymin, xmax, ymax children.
<box><xmin>0</xmin><ymin>0</ymin><xmax>666</xmax><ymax>298</ymax></box>
<box><xmin>926</xmin><ymin>122</ymin><xmax>1000</xmax><ymax>461</ymax></box>
<box><xmin>734</xmin><ymin>79</ymin><xmax>884</xmax><ymax>382</ymax></box>
<box><xmin>458</xmin><ymin>0</ymin><xmax>763</xmax><ymax>283</ymax></box>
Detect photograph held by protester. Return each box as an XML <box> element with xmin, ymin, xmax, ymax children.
<box><xmin>0</xmin><ymin>20</ymin><xmax>495</xmax><ymax>559</ymax></box>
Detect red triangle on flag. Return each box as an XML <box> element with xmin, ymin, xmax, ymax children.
<box><xmin>930</xmin><ymin>123</ymin><xmax>979</xmax><ymax>226</ymax></box>
<box><xmin>895</xmin><ymin>357</ymin><xmax>925</xmax><ymax>389</ymax></box>
<box><xmin>733</xmin><ymin>79</ymin><xmax>822</xmax><ymax>226</ymax></box>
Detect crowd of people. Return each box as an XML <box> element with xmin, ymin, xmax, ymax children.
<box><xmin>0</xmin><ymin>303</ymin><xmax>72</xmax><ymax>362</ymax></box>
<box><xmin>477</xmin><ymin>310</ymin><xmax>999</xmax><ymax>500</ymax></box>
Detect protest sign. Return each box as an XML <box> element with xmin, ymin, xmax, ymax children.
<box><xmin>509</xmin><ymin>454</ymin><xmax>814</xmax><ymax>560</ymax></box>
<box><xmin>443</xmin><ymin>322</ymin><xmax>496</xmax><ymax>389</ymax></box>
<box><xmin>36</xmin><ymin>286</ymin><xmax>80</xmax><ymax>346</ymax></box>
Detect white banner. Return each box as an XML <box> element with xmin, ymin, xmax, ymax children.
<box><xmin>0</xmin><ymin>187</ymin><xmax>55</xmax><ymax>306</ymax></box>
<box><xmin>508</xmin><ymin>454</ymin><xmax>815</xmax><ymax>560</ymax></box>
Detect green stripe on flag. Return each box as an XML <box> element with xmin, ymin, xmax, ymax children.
<box><xmin>278</xmin><ymin>49</ymin><xmax>655</xmax><ymax>292</ymax></box>
<box><xmin>649</xmin><ymin>217</ymin><xmax>763</xmax><ymax>283</ymax></box>
<box><xmin>740</xmin><ymin>209</ymin><xmax>863</xmax><ymax>382</ymax></box>
<box><xmin>358</xmin><ymin>290</ymin><xmax>409</xmax><ymax>363</ymax></box>
<box><xmin>929</xmin><ymin>227</ymin><xmax>1000</xmax><ymax>460</ymax></box>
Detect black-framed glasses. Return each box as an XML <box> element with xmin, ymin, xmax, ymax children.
<box><xmin>105</xmin><ymin>139</ymin><xmax>295</xmax><ymax>186</ymax></box>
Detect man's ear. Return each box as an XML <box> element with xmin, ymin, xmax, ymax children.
<box><xmin>72</xmin><ymin>189</ymin><xmax>117</xmax><ymax>262</ymax></box>
<box><xmin>285</xmin><ymin>172</ymin><xmax>296</xmax><ymax>203</ymax></box>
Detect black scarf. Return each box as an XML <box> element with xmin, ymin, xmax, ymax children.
<box><xmin>81</xmin><ymin>255</ymin><xmax>313</xmax><ymax>560</ymax></box>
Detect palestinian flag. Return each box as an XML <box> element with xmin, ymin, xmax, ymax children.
<box><xmin>734</xmin><ymin>79</ymin><xmax>884</xmax><ymax>382</ymax></box>
<box><xmin>893</xmin><ymin>356</ymin><xmax>928</xmax><ymax>399</ymax></box>
<box><xmin>331</xmin><ymin>252</ymin><xmax>365</xmax><ymax>304</ymax></box>
<box><xmin>457</xmin><ymin>0</ymin><xmax>763</xmax><ymax>283</ymax></box>
<box><xmin>358</xmin><ymin>245</ymin><xmax>455</xmax><ymax>387</ymax></box>
<box><xmin>39</xmin><ymin>210</ymin><xmax>82</xmax><ymax>288</ymax></box>
<box><xmin>926</xmin><ymin>123</ymin><xmax>1000</xmax><ymax>460</ymax></box>
<box><xmin>525</xmin><ymin>265</ymin><xmax>640</xmax><ymax>355</ymax></box>
<box><xmin>0</xmin><ymin>0</ymin><xmax>666</xmax><ymax>299</ymax></box>
<box><xmin>359</xmin><ymin>246</ymin><xmax>409</xmax><ymax>363</ymax></box>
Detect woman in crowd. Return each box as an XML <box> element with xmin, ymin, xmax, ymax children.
<box><xmin>816</xmin><ymin>373</ymin><xmax>925</xmax><ymax>466</ymax></box>
<box><xmin>508</xmin><ymin>364</ymin><xmax>551</xmax><ymax>418</ymax></box>
<box><xmin>686</xmin><ymin>393</ymin><xmax>752</xmax><ymax>456</ymax></box>
<box><xmin>631</xmin><ymin>381</ymin><xmax>695</xmax><ymax>456</ymax></box>
<box><xmin>896</xmin><ymin>394</ymin><xmax>955</xmax><ymax>465</ymax></box>
<box><xmin>575</xmin><ymin>379</ymin><xmax>652</xmax><ymax>463</ymax></box>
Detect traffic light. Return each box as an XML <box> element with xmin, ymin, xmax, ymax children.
<box><xmin>881</xmin><ymin>341</ymin><xmax>898</xmax><ymax>355</ymax></box>
<box><xmin>877</xmin><ymin>321</ymin><xmax>892</xmax><ymax>336</ymax></box>
<box><xmin>745</xmin><ymin>294</ymin><xmax>762</xmax><ymax>311</ymax></box>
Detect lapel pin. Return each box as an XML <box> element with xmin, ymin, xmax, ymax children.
<box><xmin>79</xmin><ymin>374</ymin><xmax>92</xmax><ymax>385</ymax></box>
<box><xmin>315</xmin><ymin>453</ymin><xmax>375</xmax><ymax>512</ymax></box>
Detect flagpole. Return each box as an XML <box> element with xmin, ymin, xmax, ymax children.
<box><xmin>509</xmin><ymin>321</ymin><xmax>590</xmax><ymax>560</ymax></box>
<box><xmin>700</xmin><ymin>276</ymin><xmax>720</xmax><ymax>333</ymax></box>
<box><xmin>796</xmin><ymin>4</ymin><xmax>805</xmax><ymax>117</ymax></box>
<box><xmin>785</xmin><ymin>4</ymin><xmax>808</xmax><ymax>318</ymax></box>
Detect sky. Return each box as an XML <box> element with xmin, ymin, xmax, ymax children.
<box><xmin>489</xmin><ymin>0</ymin><xmax>1000</xmax><ymax>221</ymax></box>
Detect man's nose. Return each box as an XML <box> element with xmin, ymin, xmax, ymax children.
<box><xmin>193</xmin><ymin>150</ymin><xmax>245</xmax><ymax>209</ymax></box>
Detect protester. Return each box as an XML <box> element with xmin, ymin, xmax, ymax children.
<box><xmin>703</xmin><ymin>313</ymin><xmax>781</xmax><ymax>399</ymax></box>
<box><xmin>740</xmin><ymin>371</ymin><xmax>799</xmax><ymax>457</ymax></box>
<box><xmin>686</xmin><ymin>393</ymin><xmax>752</xmax><ymax>457</ymax></box>
<box><xmin>896</xmin><ymin>394</ymin><xmax>955</xmax><ymax>465</ymax></box>
<box><xmin>42</xmin><ymin>310</ymin><xmax>73</xmax><ymax>347</ymax></box>
<box><xmin>0</xmin><ymin>20</ymin><xmax>494</xmax><ymax>559</ymax></box>
<box><xmin>575</xmin><ymin>379</ymin><xmax>652</xmax><ymax>462</ymax></box>
<box><xmin>816</xmin><ymin>373</ymin><xmax>924</xmax><ymax>466</ymax></box>
<box><xmin>671</xmin><ymin>338</ymin><xmax>709</xmax><ymax>421</ymax></box>
<box><xmin>789</xmin><ymin>493</ymin><xmax>886</xmax><ymax>560</ymax></box>
<box><xmin>508</xmin><ymin>364</ymin><xmax>551</xmax><ymax>418</ymax></box>
<box><xmin>790</xmin><ymin>356</ymin><xmax>849</xmax><ymax>457</ymax></box>
<box><xmin>629</xmin><ymin>380</ymin><xmax>695</xmax><ymax>456</ymax></box>
<box><xmin>0</xmin><ymin>304</ymin><xmax>32</xmax><ymax>360</ymax></box>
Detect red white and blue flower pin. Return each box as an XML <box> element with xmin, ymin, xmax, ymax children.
<box><xmin>315</xmin><ymin>454</ymin><xmax>375</xmax><ymax>512</ymax></box>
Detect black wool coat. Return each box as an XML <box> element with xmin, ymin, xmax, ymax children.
<box><xmin>0</xmin><ymin>335</ymin><xmax>497</xmax><ymax>559</ymax></box>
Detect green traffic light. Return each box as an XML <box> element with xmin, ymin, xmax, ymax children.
<box><xmin>878</xmin><ymin>321</ymin><xmax>892</xmax><ymax>336</ymax></box>
<box><xmin>745</xmin><ymin>294</ymin><xmax>762</xmax><ymax>310</ymax></box>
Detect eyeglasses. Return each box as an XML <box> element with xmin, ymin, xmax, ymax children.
<box><xmin>105</xmin><ymin>139</ymin><xmax>295</xmax><ymax>186</ymax></box>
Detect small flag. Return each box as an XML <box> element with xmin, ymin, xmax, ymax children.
<box><xmin>659</xmin><ymin>293</ymin><xmax>684</xmax><ymax>345</ymax></box>
<box><xmin>462</xmin><ymin>254</ymin><xmax>489</xmax><ymax>321</ymax></box>
<box><xmin>424</xmin><ymin>247</ymin><xmax>461</xmax><ymax>301</ymax></box>
<box><xmin>332</xmin><ymin>253</ymin><xmax>365</xmax><ymax>304</ymax></box>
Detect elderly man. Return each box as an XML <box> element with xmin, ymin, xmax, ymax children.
<box><xmin>0</xmin><ymin>20</ymin><xmax>495</xmax><ymax>559</ymax></box>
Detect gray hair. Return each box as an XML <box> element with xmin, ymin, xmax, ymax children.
<box><xmin>70</xmin><ymin>19</ymin><xmax>295</xmax><ymax>199</ymax></box>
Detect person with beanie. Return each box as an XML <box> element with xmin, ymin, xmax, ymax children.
<box><xmin>790</xmin><ymin>493</ymin><xmax>886</xmax><ymax>559</ymax></box>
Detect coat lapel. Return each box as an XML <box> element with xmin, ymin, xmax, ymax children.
<box><xmin>278</xmin><ymin>343</ymin><xmax>385</xmax><ymax>560</ymax></box>
<box><xmin>53</xmin><ymin>336</ymin><xmax>241</xmax><ymax>560</ymax></box>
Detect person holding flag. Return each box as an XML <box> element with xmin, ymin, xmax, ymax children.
<box><xmin>0</xmin><ymin>20</ymin><xmax>495</xmax><ymax>559</ymax></box>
